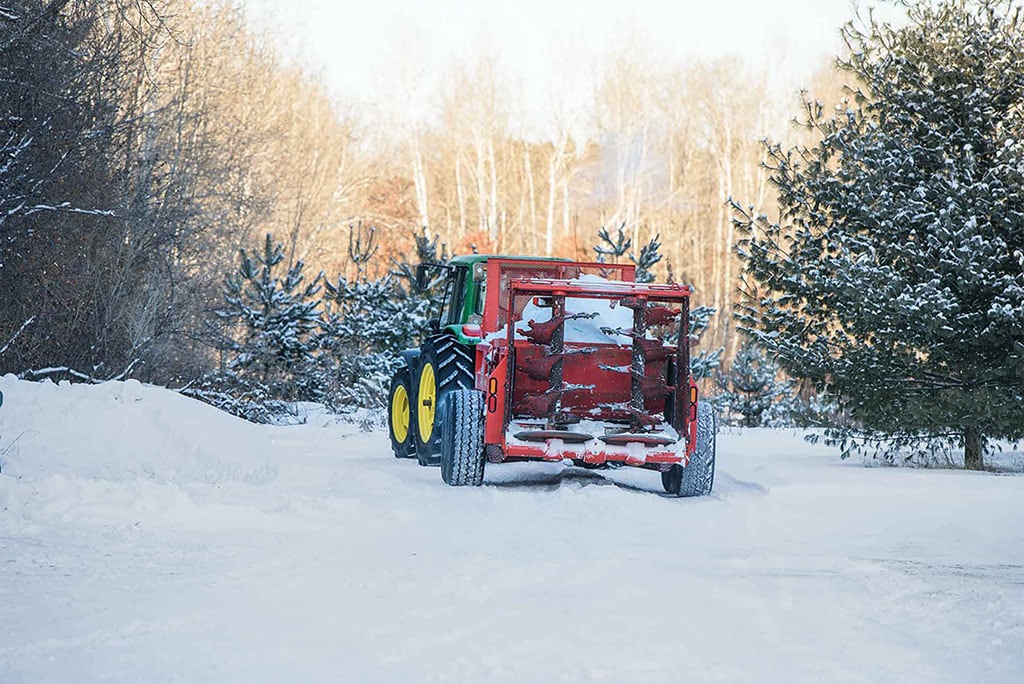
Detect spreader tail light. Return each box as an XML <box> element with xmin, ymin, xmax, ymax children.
<box><xmin>689</xmin><ymin>385</ymin><xmax>698</xmax><ymax>422</ymax></box>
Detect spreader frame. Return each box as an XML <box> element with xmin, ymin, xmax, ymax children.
<box><xmin>480</xmin><ymin>275</ymin><xmax>697</xmax><ymax>469</ymax></box>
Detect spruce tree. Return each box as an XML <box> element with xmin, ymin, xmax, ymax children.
<box><xmin>217</xmin><ymin>234</ymin><xmax>322</xmax><ymax>400</ymax></box>
<box><xmin>631</xmin><ymin>233</ymin><xmax>663</xmax><ymax>284</ymax></box>
<box><xmin>688</xmin><ymin>305</ymin><xmax>724</xmax><ymax>381</ymax></box>
<box><xmin>733</xmin><ymin>0</ymin><xmax>1024</xmax><ymax>468</ymax></box>
<box><xmin>593</xmin><ymin>224</ymin><xmax>663</xmax><ymax>283</ymax></box>
<box><xmin>716</xmin><ymin>340</ymin><xmax>795</xmax><ymax>427</ymax></box>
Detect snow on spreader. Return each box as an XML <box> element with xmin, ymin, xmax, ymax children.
<box><xmin>387</xmin><ymin>256</ymin><xmax>715</xmax><ymax>496</ymax></box>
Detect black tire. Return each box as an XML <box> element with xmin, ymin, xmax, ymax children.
<box><xmin>387</xmin><ymin>368</ymin><xmax>416</xmax><ymax>459</ymax></box>
<box><xmin>440</xmin><ymin>389</ymin><xmax>486</xmax><ymax>486</ymax></box>
<box><xmin>413</xmin><ymin>336</ymin><xmax>474</xmax><ymax>466</ymax></box>
<box><xmin>662</xmin><ymin>401</ymin><xmax>716</xmax><ymax>497</ymax></box>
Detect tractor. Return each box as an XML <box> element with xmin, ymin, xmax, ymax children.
<box><xmin>386</xmin><ymin>255</ymin><xmax>715</xmax><ymax>496</ymax></box>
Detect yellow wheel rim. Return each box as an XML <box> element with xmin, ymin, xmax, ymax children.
<box><xmin>391</xmin><ymin>384</ymin><xmax>409</xmax><ymax>444</ymax></box>
<box><xmin>418</xmin><ymin>362</ymin><xmax>436</xmax><ymax>443</ymax></box>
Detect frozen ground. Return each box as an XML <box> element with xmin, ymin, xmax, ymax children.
<box><xmin>1</xmin><ymin>376</ymin><xmax>1023</xmax><ymax>682</ymax></box>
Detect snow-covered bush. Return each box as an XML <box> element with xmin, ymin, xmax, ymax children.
<box><xmin>181</xmin><ymin>373</ymin><xmax>296</xmax><ymax>425</ymax></box>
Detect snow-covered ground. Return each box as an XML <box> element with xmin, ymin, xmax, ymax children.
<box><xmin>1</xmin><ymin>376</ymin><xmax>1023</xmax><ymax>682</ymax></box>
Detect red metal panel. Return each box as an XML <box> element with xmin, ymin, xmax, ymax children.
<box><xmin>484</xmin><ymin>356</ymin><xmax>508</xmax><ymax>445</ymax></box>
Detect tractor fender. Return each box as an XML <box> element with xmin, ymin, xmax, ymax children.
<box><xmin>398</xmin><ymin>349</ymin><xmax>420</xmax><ymax>376</ymax></box>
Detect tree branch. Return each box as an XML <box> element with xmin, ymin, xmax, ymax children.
<box><xmin>0</xmin><ymin>316</ymin><xmax>35</xmax><ymax>357</ymax></box>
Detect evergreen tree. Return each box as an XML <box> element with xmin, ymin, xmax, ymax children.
<box><xmin>321</xmin><ymin>275</ymin><xmax>424</xmax><ymax>408</ymax></box>
<box><xmin>594</xmin><ymin>225</ymin><xmax>631</xmax><ymax>263</ymax></box>
<box><xmin>389</xmin><ymin>228</ymin><xmax>450</xmax><ymax>337</ymax></box>
<box><xmin>688</xmin><ymin>305</ymin><xmax>724</xmax><ymax>381</ymax></box>
<box><xmin>716</xmin><ymin>340</ymin><xmax>795</xmax><ymax>427</ymax></box>
<box><xmin>217</xmin><ymin>234</ymin><xmax>322</xmax><ymax>400</ymax></box>
<box><xmin>733</xmin><ymin>0</ymin><xmax>1024</xmax><ymax>468</ymax></box>
<box><xmin>631</xmin><ymin>233</ymin><xmax>663</xmax><ymax>283</ymax></box>
<box><xmin>593</xmin><ymin>224</ymin><xmax>663</xmax><ymax>283</ymax></box>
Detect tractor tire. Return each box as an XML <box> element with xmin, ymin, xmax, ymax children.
<box><xmin>662</xmin><ymin>400</ymin><xmax>716</xmax><ymax>497</ymax></box>
<box><xmin>387</xmin><ymin>368</ymin><xmax>416</xmax><ymax>459</ymax></box>
<box><xmin>413</xmin><ymin>336</ymin><xmax>474</xmax><ymax>466</ymax></box>
<box><xmin>440</xmin><ymin>389</ymin><xmax>486</xmax><ymax>486</ymax></box>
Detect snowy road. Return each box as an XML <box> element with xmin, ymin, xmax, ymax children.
<box><xmin>1</xmin><ymin>378</ymin><xmax>1023</xmax><ymax>682</ymax></box>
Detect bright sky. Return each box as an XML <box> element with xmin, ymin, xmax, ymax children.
<box><xmin>242</xmin><ymin>0</ymin><xmax>897</xmax><ymax>136</ymax></box>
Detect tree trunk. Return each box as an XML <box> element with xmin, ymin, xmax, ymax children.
<box><xmin>964</xmin><ymin>426</ymin><xmax>984</xmax><ymax>470</ymax></box>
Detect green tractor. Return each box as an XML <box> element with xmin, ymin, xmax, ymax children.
<box><xmin>388</xmin><ymin>254</ymin><xmax>558</xmax><ymax>467</ymax></box>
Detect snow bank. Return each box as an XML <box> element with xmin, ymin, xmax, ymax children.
<box><xmin>0</xmin><ymin>375</ymin><xmax>276</xmax><ymax>486</ymax></box>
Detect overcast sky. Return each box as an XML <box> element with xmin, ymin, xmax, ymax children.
<box><xmin>242</xmin><ymin>0</ymin><xmax>898</xmax><ymax>134</ymax></box>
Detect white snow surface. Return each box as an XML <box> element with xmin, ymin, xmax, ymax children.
<box><xmin>2</xmin><ymin>375</ymin><xmax>1024</xmax><ymax>682</ymax></box>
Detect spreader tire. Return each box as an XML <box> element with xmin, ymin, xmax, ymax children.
<box><xmin>662</xmin><ymin>401</ymin><xmax>716</xmax><ymax>497</ymax></box>
<box><xmin>440</xmin><ymin>389</ymin><xmax>486</xmax><ymax>486</ymax></box>
<box><xmin>413</xmin><ymin>336</ymin><xmax>474</xmax><ymax>466</ymax></box>
<box><xmin>387</xmin><ymin>368</ymin><xmax>416</xmax><ymax>459</ymax></box>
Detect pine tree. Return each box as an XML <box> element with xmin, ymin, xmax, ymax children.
<box><xmin>389</xmin><ymin>228</ymin><xmax>450</xmax><ymax>337</ymax></box>
<box><xmin>688</xmin><ymin>305</ymin><xmax>724</xmax><ymax>381</ymax></box>
<box><xmin>217</xmin><ymin>234</ymin><xmax>322</xmax><ymax>400</ymax></box>
<box><xmin>733</xmin><ymin>0</ymin><xmax>1024</xmax><ymax>468</ymax></box>
<box><xmin>593</xmin><ymin>224</ymin><xmax>663</xmax><ymax>283</ymax></box>
<box><xmin>321</xmin><ymin>275</ymin><xmax>424</xmax><ymax>408</ymax></box>
<box><xmin>594</xmin><ymin>225</ymin><xmax>631</xmax><ymax>263</ymax></box>
<box><xmin>716</xmin><ymin>340</ymin><xmax>795</xmax><ymax>427</ymax></box>
<box><xmin>631</xmin><ymin>233</ymin><xmax>663</xmax><ymax>284</ymax></box>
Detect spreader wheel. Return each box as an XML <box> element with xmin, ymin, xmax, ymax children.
<box><xmin>413</xmin><ymin>336</ymin><xmax>473</xmax><ymax>466</ymax></box>
<box><xmin>440</xmin><ymin>389</ymin><xmax>486</xmax><ymax>486</ymax></box>
<box><xmin>662</xmin><ymin>401</ymin><xmax>716</xmax><ymax>497</ymax></box>
<box><xmin>387</xmin><ymin>368</ymin><xmax>416</xmax><ymax>459</ymax></box>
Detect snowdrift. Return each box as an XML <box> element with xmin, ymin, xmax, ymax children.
<box><xmin>0</xmin><ymin>375</ymin><xmax>275</xmax><ymax>485</ymax></box>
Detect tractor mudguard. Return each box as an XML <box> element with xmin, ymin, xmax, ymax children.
<box><xmin>398</xmin><ymin>349</ymin><xmax>420</xmax><ymax>377</ymax></box>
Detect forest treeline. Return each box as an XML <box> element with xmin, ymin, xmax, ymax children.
<box><xmin>0</xmin><ymin>0</ymin><xmax>836</xmax><ymax>385</ymax></box>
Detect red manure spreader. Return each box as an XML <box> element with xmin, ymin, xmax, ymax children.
<box><xmin>387</xmin><ymin>255</ymin><xmax>715</xmax><ymax>496</ymax></box>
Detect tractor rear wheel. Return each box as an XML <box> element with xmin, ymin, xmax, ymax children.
<box><xmin>413</xmin><ymin>336</ymin><xmax>474</xmax><ymax>466</ymax></box>
<box><xmin>387</xmin><ymin>368</ymin><xmax>415</xmax><ymax>459</ymax></box>
<box><xmin>662</xmin><ymin>401</ymin><xmax>716</xmax><ymax>497</ymax></box>
<box><xmin>440</xmin><ymin>389</ymin><xmax>486</xmax><ymax>486</ymax></box>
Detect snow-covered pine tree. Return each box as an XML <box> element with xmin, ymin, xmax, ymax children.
<box><xmin>217</xmin><ymin>234</ymin><xmax>322</xmax><ymax>401</ymax></box>
<box><xmin>631</xmin><ymin>233</ymin><xmax>663</xmax><ymax>283</ymax></box>
<box><xmin>315</xmin><ymin>229</ymin><xmax>452</xmax><ymax>410</ymax></box>
<box><xmin>732</xmin><ymin>0</ymin><xmax>1024</xmax><ymax>468</ymax></box>
<box><xmin>716</xmin><ymin>339</ymin><xmax>795</xmax><ymax>427</ymax></box>
<box><xmin>688</xmin><ymin>305</ymin><xmax>724</xmax><ymax>381</ymax></box>
<box><xmin>389</xmin><ymin>228</ymin><xmax>450</xmax><ymax>339</ymax></box>
<box><xmin>594</xmin><ymin>225</ymin><xmax>631</xmax><ymax>263</ymax></box>
<box><xmin>321</xmin><ymin>275</ymin><xmax>424</xmax><ymax>409</ymax></box>
<box><xmin>592</xmin><ymin>225</ymin><xmax>663</xmax><ymax>283</ymax></box>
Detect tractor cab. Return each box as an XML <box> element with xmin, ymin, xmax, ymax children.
<box><xmin>416</xmin><ymin>255</ymin><xmax>577</xmax><ymax>344</ymax></box>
